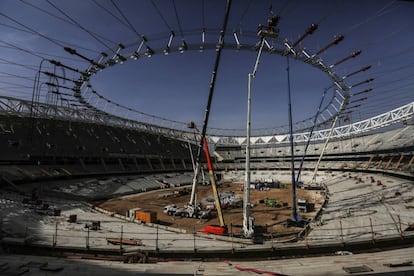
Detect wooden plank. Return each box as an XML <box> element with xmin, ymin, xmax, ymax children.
<box><xmin>106</xmin><ymin>238</ymin><xmax>142</xmax><ymax>246</ymax></box>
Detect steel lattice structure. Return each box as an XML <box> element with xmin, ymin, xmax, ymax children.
<box><xmin>41</xmin><ymin>28</ymin><xmax>356</xmax><ymax>137</ymax></box>
<box><xmin>1</xmin><ymin>96</ymin><xmax>412</xmax><ymax>146</ymax></box>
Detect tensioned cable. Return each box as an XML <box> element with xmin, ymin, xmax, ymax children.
<box><xmin>91</xmin><ymin>0</ymin><xmax>131</xmax><ymax>32</ymax></box>
<box><xmin>46</xmin><ymin>0</ymin><xmax>115</xmax><ymax>53</ymax></box>
<box><xmin>318</xmin><ymin>1</ymin><xmax>402</xmax><ymax>77</ymax></box>
<box><xmin>365</xmin><ymin>94</ymin><xmax>413</xmax><ymax>108</ymax></box>
<box><xmin>314</xmin><ymin>0</ymin><xmax>346</xmax><ymax>25</ymax></box>
<box><xmin>369</xmin><ymin>88</ymin><xmax>414</xmax><ymax>105</ymax></box>
<box><xmin>368</xmin><ymin>62</ymin><xmax>414</xmax><ymax>80</ymax></box>
<box><xmin>150</xmin><ymin>0</ymin><xmax>173</xmax><ymax>31</ymax></box>
<box><xmin>0</xmin><ymin>80</ymin><xmax>33</xmax><ymax>88</ymax></box>
<box><xmin>0</xmin><ymin>71</ymin><xmax>34</xmax><ymax>82</ymax></box>
<box><xmin>0</xmin><ymin>12</ymin><xmax>66</xmax><ymax>48</ymax></box>
<box><xmin>372</xmin><ymin>83</ymin><xmax>414</xmax><ymax>102</ymax></box>
<box><xmin>359</xmin><ymin>25</ymin><xmax>409</xmax><ymax>50</ymax></box>
<box><xmin>333</xmin><ymin>26</ymin><xmax>411</xmax><ymax>69</ymax></box>
<box><xmin>201</xmin><ymin>0</ymin><xmax>205</xmax><ymax>28</ymax></box>
<box><xmin>0</xmin><ymin>21</ymin><xmax>33</xmax><ymax>35</ymax></box>
<box><xmin>236</xmin><ymin>0</ymin><xmax>253</xmax><ymax>29</ymax></box>
<box><xmin>172</xmin><ymin>0</ymin><xmax>185</xmax><ymax>39</ymax></box>
<box><xmin>360</xmin><ymin>90</ymin><xmax>414</xmax><ymax>109</ymax></box>
<box><xmin>360</xmin><ymin>100</ymin><xmax>413</xmax><ymax>117</ymax></box>
<box><xmin>0</xmin><ymin>87</ymin><xmax>34</xmax><ymax>98</ymax></box>
<box><xmin>110</xmin><ymin>0</ymin><xmax>145</xmax><ymax>41</ymax></box>
<box><xmin>0</xmin><ymin>85</ymin><xmax>34</xmax><ymax>91</ymax></box>
<box><xmin>88</xmin><ymin>90</ymin><xmax>187</xmax><ymax>126</ymax></box>
<box><xmin>19</xmin><ymin>0</ymin><xmax>118</xmax><ymax>49</ymax></box>
<box><xmin>0</xmin><ymin>41</ymin><xmax>46</xmax><ymax>60</ymax></box>
<box><xmin>296</xmin><ymin>87</ymin><xmax>329</xmax><ymax>183</ymax></box>
<box><xmin>366</xmin><ymin>92</ymin><xmax>413</xmax><ymax>107</ymax></box>
<box><xmin>0</xmin><ymin>57</ymin><xmax>38</xmax><ymax>71</ymax></box>
<box><xmin>0</xmin><ymin>42</ymin><xmax>91</xmax><ymax>64</ymax></box>
<box><xmin>0</xmin><ymin>22</ymin><xmax>101</xmax><ymax>56</ymax></box>
<box><xmin>344</xmin><ymin>43</ymin><xmax>414</xmax><ymax>73</ymax></box>
<box><xmin>277</xmin><ymin>0</ymin><xmax>296</xmax><ymax>17</ymax></box>
<box><xmin>343</xmin><ymin>0</ymin><xmax>399</xmax><ymax>35</ymax></box>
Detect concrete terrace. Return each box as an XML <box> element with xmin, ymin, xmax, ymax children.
<box><xmin>1</xmin><ymin>171</ymin><xmax>413</xmax><ymax>254</ymax></box>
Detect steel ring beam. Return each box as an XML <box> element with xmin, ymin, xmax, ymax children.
<box><xmin>66</xmin><ymin>29</ymin><xmax>350</xmax><ymax>137</ymax></box>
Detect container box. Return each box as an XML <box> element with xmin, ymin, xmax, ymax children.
<box><xmin>135</xmin><ymin>210</ymin><xmax>157</xmax><ymax>223</ymax></box>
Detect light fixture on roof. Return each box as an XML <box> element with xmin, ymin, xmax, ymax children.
<box><xmin>164</xmin><ymin>46</ymin><xmax>170</xmax><ymax>55</ymax></box>
<box><xmin>94</xmin><ymin>52</ymin><xmax>108</xmax><ymax>70</ymax></box>
<box><xmin>164</xmin><ymin>31</ymin><xmax>175</xmax><ymax>55</ymax></box>
<box><xmin>233</xmin><ymin>31</ymin><xmax>241</xmax><ymax>50</ymax></box>
<box><xmin>108</xmin><ymin>43</ymin><xmax>126</xmax><ymax>64</ymax></box>
<box><xmin>179</xmin><ymin>40</ymin><xmax>188</xmax><ymax>53</ymax></box>
<box><xmin>145</xmin><ymin>46</ymin><xmax>154</xmax><ymax>57</ymax></box>
<box><xmin>116</xmin><ymin>54</ymin><xmax>127</xmax><ymax>63</ymax></box>
<box><xmin>130</xmin><ymin>52</ymin><xmax>140</xmax><ymax>60</ymax></box>
<box><xmin>200</xmin><ymin>28</ymin><xmax>205</xmax><ymax>52</ymax></box>
<box><xmin>132</xmin><ymin>37</ymin><xmax>147</xmax><ymax>59</ymax></box>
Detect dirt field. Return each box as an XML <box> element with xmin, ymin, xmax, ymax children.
<box><xmin>97</xmin><ymin>182</ymin><xmax>325</xmax><ymax>237</ymax></box>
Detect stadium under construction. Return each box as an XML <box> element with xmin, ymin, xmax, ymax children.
<box><xmin>0</xmin><ymin>0</ymin><xmax>413</xmax><ymax>275</ymax></box>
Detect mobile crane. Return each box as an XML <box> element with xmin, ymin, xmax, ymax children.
<box><xmin>171</xmin><ymin>0</ymin><xmax>231</xmax><ymax>236</ymax></box>
<box><xmin>162</xmin><ymin>121</ymin><xmax>227</xmax><ymax>235</ymax></box>
<box><xmin>188</xmin><ymin>122</ymin><xmax>227</xmax><ymax>235</ymax></box>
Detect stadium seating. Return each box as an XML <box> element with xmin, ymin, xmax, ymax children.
<box><xmin>1</xmin><ymin>114</ymin><xmax>413</xmax><ymax>187</ymax></box>
<box><xmin>0</xmin><ymin>115</ymin><xmax>195</xmax><ymax>184</ymax></box>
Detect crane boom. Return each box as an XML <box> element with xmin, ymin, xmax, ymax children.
<box><xmin>202</xmin><ymin>137</ymin><xmax>226</xmax><ymax>228</ymax></box>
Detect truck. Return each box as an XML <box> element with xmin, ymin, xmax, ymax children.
<box><xmin>164</xmin><ymin>203</ymin><xmax>211</xmax><ymax>219</ymax></box>
<box><xmin>297</xmin><ymin>198</ymin><xmax>314</xmax><ymax>213</ymax></box>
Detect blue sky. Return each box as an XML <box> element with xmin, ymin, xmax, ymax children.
<box><xmin>1</xmin><ymin>0</ymin><xmax>413</xmax><ymax>134</ymax></box>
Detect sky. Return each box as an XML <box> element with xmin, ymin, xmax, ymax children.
<box><xmin>0</xmin><ymin>0</ymin><xmax>413</xmax><ymax>135</ymax></box>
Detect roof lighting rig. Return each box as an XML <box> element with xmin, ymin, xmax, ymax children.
<box><xmin>47</xmin><ymin>7</ymin><xmax>373</xmax><ymax>137</ymax></box>
<box><xmin>199</xmin><ymin>28</ymin><xmax>205</xmax><ymax>52</ymax></box>
<box><xmin>164</xmin><ymin>31</ymin><xmax>175</xmax><ymax>55</ymax></box>
<box><xmin>179</xmin><ymin>39</ymin><xmax>188</xmax><ymax>53</ymax></box>
<box><xmin>130</xmin><ymin>36</ymin><xmax>148</xmax><ymax>60</ymax></box>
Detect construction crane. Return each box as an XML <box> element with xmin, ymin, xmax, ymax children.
<box><xmin>188</xmin><ymin>122</ymin><xmax>227</xmax><ymax>235</ymax></box>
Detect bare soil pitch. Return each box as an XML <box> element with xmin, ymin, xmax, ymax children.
<box><xmin>97</xmin><ymin>182</ymin><xmax>324</xmax><ymax>237</ymax></box>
